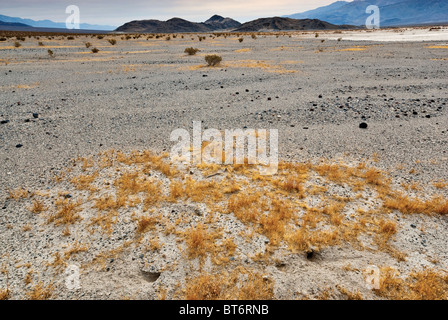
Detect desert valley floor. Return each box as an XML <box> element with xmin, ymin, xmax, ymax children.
<box><xmin>0</xmin><ymin>28</ymin><xmax>448</xmax><ymax>299</ymax></box>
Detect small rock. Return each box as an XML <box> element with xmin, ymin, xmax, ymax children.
<box><xmin>16</xmin><ymin>144</ymin><xmax>23</xmax><ymax>148</ymax></box>
<box><xmin>359</xmin><ymin>122</ymin><xmax>368</xmax><ymax>129</ymax></box>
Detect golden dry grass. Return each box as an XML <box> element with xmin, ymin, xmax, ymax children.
<box><xmin>8</xmin><ymin>148</ymin><xmax>448</xmax><ymax>299</ymax></box>
<box><xmin>25</xmin><ymin>282</ymin><xmax>54</xmax><ymax>300</ymax></box>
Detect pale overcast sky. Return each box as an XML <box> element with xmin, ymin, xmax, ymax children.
<box><xmin>1</xmin><ymin>0</ymin><xmax>346</xmax><ymax>26</ymax></box>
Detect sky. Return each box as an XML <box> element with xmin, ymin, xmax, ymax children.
<box><xmin>0</xmin><ymin>0</ymin><xmax>343</xmax><ymax>26</ymax></box>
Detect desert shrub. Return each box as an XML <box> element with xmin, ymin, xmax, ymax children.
<box><xmin>338</xmin><ymin>37</ymin><xmax>342</xmax><ymax>41</ymax></box>
<box><xmin>38</xmin><ymin>41</ymin><xmax>44</xmax><ymax>46</ymax></box>
<box><xmin>85</xmin><ymin>42</ymin><xmax>91</xmax><ymax>48</ymax></box>
<box><xmin>67</xmin><ymin>36</ymin><xmax>74</xmax><ymax>40</ymax></box>
<box><xmin>251</xmin><ymin>34</ymin><xmax>257</xmax><ymax>39</ymax></box>
<box><xmin>0</xmin><ymin>37</ymin><xmax>7</xmax><ymax>41</ymax></box>
<box><xmin>14</xmin><ymin>41</ymin><xmax>21</xmax><ymax>48</ymax></box>
<box><xmin>91</xmin><ymin>47</ymin><xmax>99</xmax><ymax>53</ymax></box>
<box><xmin>47</xmin><ymin>49</ymin><xmax>55</xmax><ymax>58</ymax></box>
<box><xmin>184</xmin><ymin>47</ymin><xmax>199</xmax><ymax>55</ymax></box>
<box><xmin>165</xmin><ymin>36</ymin><xmax>171</xmax><ymax>41</ymax></box>
<box><xmin>126</xmin><ymin>35</ymin><xmax>132</xmax><ymax>40</ymax></box>
<box><xmin>108</xmin><ymin>39</ymin><xmax>117</xmax><ymax>45</ymax></box>
<box><xmin>97</xmin><ymin>35</ymin><xmax>104</xmax><ymax>39</ymax></box>
<box><xmin>315</xmin><ymin>33</ymin><xmax>319</xmax><ymax>38</ymax></box>
<box><xmin>238</xmin><ymin>37</ymin><xmax>244</xmax><ymax>43</ymax></box>
<box><xmin>205</xmin><ymin>54</ymin><xmax>222</xmax><ymax>66</ymax></box>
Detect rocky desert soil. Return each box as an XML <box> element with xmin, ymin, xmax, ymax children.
<box><xmin>0</xmin><ymin>28</ymin><xmax>447</xmax><ymax>300</ymax></box>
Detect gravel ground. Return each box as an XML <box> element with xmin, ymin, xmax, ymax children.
<box><xmin>0</xmin><ymin>29</ymin><xmax>447</xmax><ymax>300</ymax></box>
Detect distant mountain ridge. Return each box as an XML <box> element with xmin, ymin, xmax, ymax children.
<box><xmin>0</xmin><ymin>20</ymin><xmax>30</xmax><ymax>27</ymax></box>
<box><xmin>115</xmin><ymin>15</ymin><xmax>241</xmax><ymax>33</ymax></box>
<box><xmin>116</xmin><ymin>15</ymin><xmax>356</xmax><ymax>33</ymax></box>
<box><xmin>285</xmin><ymin>0</ymin><xmax>448</xmax><ymax>27</ymax></box>
<box><xmin>234</xmin><ymin>17</ymin><xmax>356</xmax><ymax>32</ymax></box>
<box><xmin>0</xmin><ymin>13</ymin><xmax>116</xmax><ymax>30</ymax></box>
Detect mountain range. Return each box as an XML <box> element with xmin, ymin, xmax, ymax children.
<box><xmin>116</xmin><ymin>15</ymin><xmax>357</xmax><ymax>33</ymax></box>
<box><xmin>115</xmin><ymin>15</ymin><xmax>241</xmax><ymax>33</ymax></box>
<box><xmin>285</xmin><ymin>0</ymin><xmax>448</xmax><ymax>27</ymax></box>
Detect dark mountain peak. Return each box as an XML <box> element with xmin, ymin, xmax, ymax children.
<box><xmin>205</xmin><ymin>15</ymin><xmax>225</xmax><ymax>23</ymax></box>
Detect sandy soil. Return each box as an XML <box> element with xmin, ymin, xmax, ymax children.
<box><xmin>0</xmin><ymin>29</ymin><xmax>447</xmax><ymax>300</ymax></box>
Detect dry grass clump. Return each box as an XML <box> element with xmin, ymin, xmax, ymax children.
<box><xmin>48</xmin><ymin>198</ymin><xmax>82</xmax><ymax>226</ymax></box>
<box><xmin>0</xmin><ymin>288</ymin><xmax>9</xmax><ymax>300</ymax></box>
<box><xmin>184</xmin><ymin>268</ymin><xmax>274</xmax><ymax>300</ymax></box>
<box><xmin>383</xmin><ymin>194</ymin><xmax>448</xmax><ymax>215</ymax></box>
<box><xmin>336</xmin><ymin>285</ymin><xmax>363</xmax><ymax>300</ymax></box>
<box><xmin>136</xmin><ymin>214</ymin><xmax>158</xmax><ymax>233</ymax></box>
<box><xmin>25</xmin><ymin>282</ymin><xmax>54</xmax><ymax>300</ymax></box>
<box><xmin>184</xmin><ymin>47</ymin><xmax>199</xmax><ymax>55</ymax></box>
<box><xmin>8</xmin><ymin>187</ymin><xmax>30</xmax><ymax>199</ymax></box>
<box><xmin>373</xmin><ymin>267</ymin><xmax>448</xmax><ymax>300</ymax></box>
<box><xmin>0</xmin><ymin>268</ymin><xmax>9</xmax><ymax>300</ymax></box>
<box><xmin>205</xmin><ymin>54</ymin><xmax>222</xmax><ymax>66</ymax></box>
<box><xmin>108</xmin><ymin>39</ymin><xmax>117</xmax><ymax>45</ymax></box>
<box><xmin>183</xmin><ymin>222</ymin><xmax>221</xmax><ymax>259</ymax></box>
<box><xmin>29</xmin><ymin>199</ymin><xmax>45</xmax><ymax>214</ymax></box>
<box><xmin>91</xmin><ymin>47</ymin><xmax>99</xmax><ymax>53</ymax></box>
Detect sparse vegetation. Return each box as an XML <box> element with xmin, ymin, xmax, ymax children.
<box><xmin>108</xmin><ymin>39</ymin><xmax>117</xmax><ymax>45</ymax></box>
<box><xmin>184</xmin><ymin>47</ymin><xmax>199</xmax><ymax>55</ymax></box>
<box><xmin>85</xmin><ymin>42</ymin><xmax>92</xmax><ymax>48</ymax></box>
<box><xmin>205</xmin><ymin>54</ymin><xmax>222</xmax><ymax>66</ymax></box>
<box><xmin>91</xmin><ymin>47</ymin><xmax>99</xmax><ymax>53</ymax></box>
<box><xmin>14</xmin><ymin>41</ymin><xmax>21</xmax><ymax>48</ymax></box>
